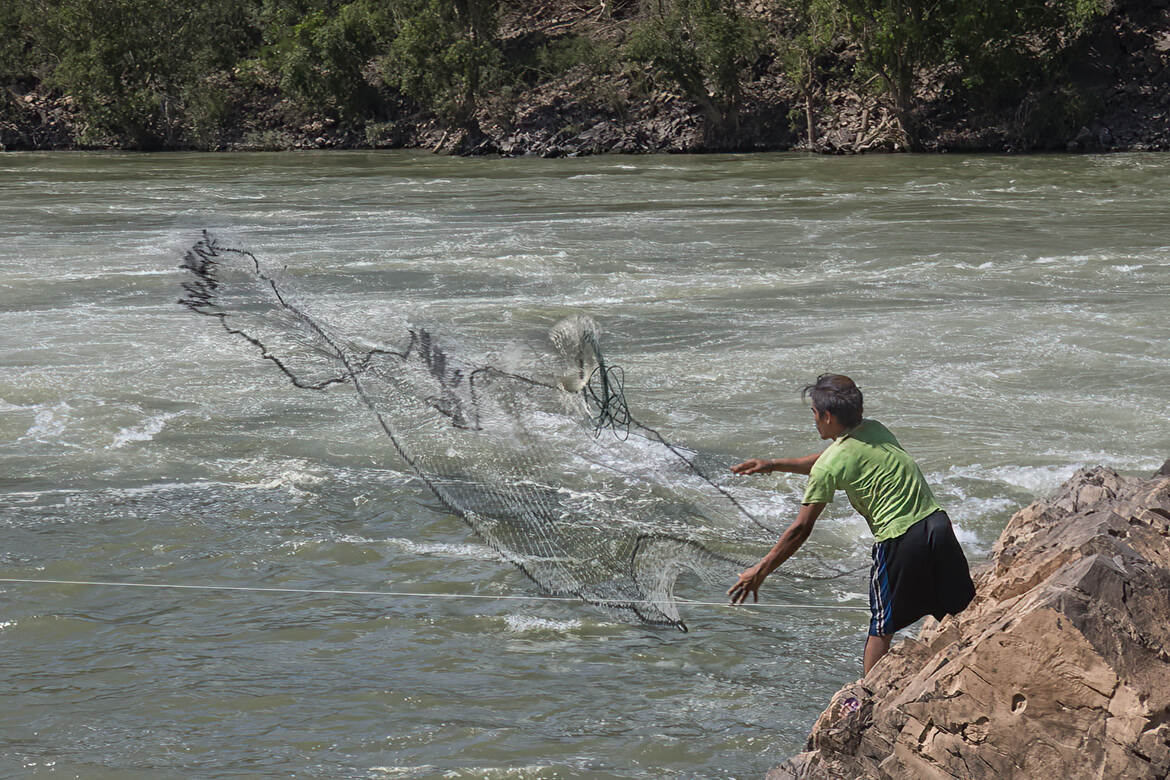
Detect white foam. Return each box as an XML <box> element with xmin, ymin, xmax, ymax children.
<box><xmin>333</xmin><ymin>533</ymin><xmax>377</xmax><ymax>545</ymax></box>
<box><xmin>21</xmin><ymin>402</ymin><xmax>71</xmax><ymax>442</ymax></box>
<box><xmin>503</xmin><ymin>615</ymin><xmax>582</xmax><ymax>632</ymax></box>
<box><xmin>109</xmin><ymin>411</ymin><xmax>184</xmax><ymax>448</ymax></box>
<box><xmin>385</xmin><ymin>537</ymin><xmax>499</xmax><ymax>561</ymax></box>
<box><xmin>109</xmin><ymin>481</ymin><xmax>231</xmax><ymax>497</ymax></box>
<box><xmin>11</xmin><ymin>268</ymin><xmax>173</xmax><ymax>283</ymax></box>
<box><xmin>1034</xmin><ymin>449</ymin><xmax>1164</xmax><ymax>474</ymax></box>
<box><xmin>943</xmin><ymin>463</ymin><xmax>1082</xmax><ymax>496</ymax></box>
<box><xmin>948</xmin><ymin>494</ymin><xmax>1018</xmax><ymax>523</ymax></box>
<box><xmin>442</xmin><ymin>767</ymin><xmax>560</xmax><ymax>778</ymax></box>
<box><xmin>950</xmin><ymin>521</ymin><xmax>982</xmax><ymax>551</ymax></box>
<box><xmin>987</xmin><ymin>464</ymin><xmax>1085</xmax><ymax>494</ymax></box>
<box><xmin>258</xmin><ymin>469</ymin><xmax>328</xmax><ymax>490</ymax></box>
<box><xmin>369</xmin><ymin>766</ymin><xmax>437</xmax><ymax>778</ymax></box>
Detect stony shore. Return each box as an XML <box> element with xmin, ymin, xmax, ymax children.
<box><xmin>769</xmin><ymin>463</ymin><xmax>1170</xmax><ymax>779</ymax></box>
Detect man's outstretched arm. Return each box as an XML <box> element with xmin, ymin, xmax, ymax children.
<box><xmin>731</xmin><ymin>452</ymin><xmax>822</xmax><ymax>476</ymax></box>
<box><xmin>727</xmin><ymin>502</ymin><xmax>826</xmax><ymax>605</ymax></box>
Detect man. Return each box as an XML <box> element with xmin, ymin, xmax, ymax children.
<box><xmin>727</xmin><ymin>374</ymin><xmax>975</xmax><ymax>674</ymax></box>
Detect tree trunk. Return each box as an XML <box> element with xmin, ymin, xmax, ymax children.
<box><xmin>804</xmin><ymin>60</ymin><xmax>818</xmax><ymax>151</ymax></box>
<box><xmin>695</xmin><ymin>94</ymin><xmax>732</xmax><ymax>150</ymax></box>
<box><xmin>876</xmin><ymin>65</ymin><xmax>919</xmax><ymax>152</ymax></box>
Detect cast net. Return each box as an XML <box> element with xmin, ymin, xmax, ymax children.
<box><xmin>179</xmin><ymin>233</ymin><xmax>832</xmax><ymax>630</ymax></box>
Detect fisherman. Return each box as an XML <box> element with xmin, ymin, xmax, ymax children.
<box><xmin>728</xmin><ymin>374</ymin><xmax>975</xmax><ymax>674</ymax></box>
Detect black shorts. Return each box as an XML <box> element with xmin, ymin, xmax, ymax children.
<box><xmin>869</xmin><ymin>510</ymin><xmax>975</xmax><ymax>636</ymax></box>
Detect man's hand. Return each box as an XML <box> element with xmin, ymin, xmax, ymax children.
<box><xmin>731</xmin><ymin>458</ymin><xmax>772</xmax><ymax>475</ymax></box>
<box><xmin>725</xmin><ymin>503</ymin><xmax>825</xmax><ymax>606</ymax></box>
<box><xmin>727</xmin><ymin>563</ymin><xmax>767</xmax><ymax>605</ymax></box>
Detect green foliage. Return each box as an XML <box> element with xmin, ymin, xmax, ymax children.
<box><xmin>940</xmin><ymin>0</ymin><xmax>1109</xmax><ymax>147</ymax></box>
<box><xmin>625</xmin><ymin>0</ymin><xmax>765</xmax><ymax>144</ymax></box>
<box><xmin>0</xmin><ymin>2</ymin><xmax>35</xmax><ymax>83</ymax></box>
<box><xmin>182</xmin><ymin>74</ymin><xmax>234</xmax><ymax>150</ymax></box>
<box><xmin>534</xmin><ymin>35</ymin><xmax>616</xmax><ymax>80</ymax></box>
<box><xmin>0</xmin><ymin>0</ymin><xmax>1121</xmax><ymax>151</ymax></box>
<box><xmin>261</xmin><ymin>0</ymin><xmax>395</xmax><ymax>117</ymax></box>
<box><xmin>22</xmin><ymin>0</ymin><xmax>255</xmax><ymax>148</ymax></box>
<box><xmin>776</xmin><ymin>0</ymin><xmax>842</xmax><ymax>144</ymax></box>
<box><xmin>817</xmin><ymin>0</ymin><xmax>1110</xmax><ymax>145</ymax></box>
<box><xmin>944</xmin><ymin>0</ymin><xmax>1109</xmax><ymax>100</ymax></box>
<box><xmin>834</xmin><ymin>0</ymin><xmax>951</xmax><ymax>124</ymax></box>
<box><xmin>378</xmin><ymin>0</ymin><xmax>502</xmax><ymax>126</ymax></box>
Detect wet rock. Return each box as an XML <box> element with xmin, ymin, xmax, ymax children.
<box><xmin>769</xmin><ymin>466</ymin><xmax>1170</xmax><ymax>780</ymax></box>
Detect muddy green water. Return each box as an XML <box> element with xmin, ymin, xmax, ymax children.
<box><xmin>1</xmin><ymin>151</ymin><xmax>1168</xmax><ymax>778</ymax></box>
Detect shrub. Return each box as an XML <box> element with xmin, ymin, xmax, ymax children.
<box><xmin>625</xmin><ymin>0</ymin><xmax>765</xmax><ymax>148</ymax></box>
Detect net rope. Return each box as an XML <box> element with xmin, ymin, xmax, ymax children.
<box><xmin>179</xmin><ymin>233</ymin><xmax>862</xmax><ymax>631</ymax></box>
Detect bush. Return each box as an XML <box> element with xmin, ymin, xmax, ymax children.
<box><xmin>27</xmin><ymin>0</ymin><xmax>255</xmax><ymax>148</ymax></box>
<box><xmin>625</xmin><ymin>0</ymin><xmax>764</xmax><ymax>147</ymax></box>
<box><xmin>377</xmin><ymin>0</ymin><xmax>502</xmax><ymax>127</ymax></box>
<box><xmin>261</xmin><ymin>0</ymin><xmax>395</xmax><ymax>118</ymax></box>
<box><xmin>832</xmin><ymin>0</ymin><xmax>1109</xmax><ymax>146</ymax></box>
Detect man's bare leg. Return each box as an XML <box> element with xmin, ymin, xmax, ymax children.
<box><xmin>863</xmin><ymin>634</ymin><xmax>892</xmax><ymax>675</ymax></box>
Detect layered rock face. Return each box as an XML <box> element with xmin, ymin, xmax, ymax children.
<box><xmin>771</xmin><ymin>465</ymin><xmax>1170</xmax><ymax>779</ymax></box>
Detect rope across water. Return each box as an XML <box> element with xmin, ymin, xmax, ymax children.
<box><xmin>0</xmin><ymin>577</ymin><xmax>864</xmax><ymax>612</ymax></box>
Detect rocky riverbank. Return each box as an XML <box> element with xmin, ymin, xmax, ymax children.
<box><xmin>769</xmin><ymin>463</ymin><xmax>1170</xmax><ymax>779</ymax></box>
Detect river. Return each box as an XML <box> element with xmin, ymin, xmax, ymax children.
<box><xmin>2</xmin><ymin>151</ymin><xmax>1168</xmax><ymax>778</ymax></box>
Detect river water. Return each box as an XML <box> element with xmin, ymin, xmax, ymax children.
<box><xmin>1</xmin><ymin>151</ymin><xmax>1168</xmax><ymax>778</ymax></box>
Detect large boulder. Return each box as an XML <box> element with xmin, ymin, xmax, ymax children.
<box><xmin>770</xmin><ymin>464</ymin><xmax>1170</xmax><ymax>779</ymax></box>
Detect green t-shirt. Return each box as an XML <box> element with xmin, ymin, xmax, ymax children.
<box><xmin>802</xmin><ymin>419</ymin><xmax>940</xmax><ymax>542</ymax></box>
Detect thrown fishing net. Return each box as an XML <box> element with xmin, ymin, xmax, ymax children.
<box><xmin>179</xmin><ymin>233</ymin><xmax>839</xmax><ymax>630</ymax></box>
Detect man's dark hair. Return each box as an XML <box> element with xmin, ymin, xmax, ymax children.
<box><xmin>802</xmin><ymin>374</ymin><xmax>863</xmax><ymax>428</ymax></box>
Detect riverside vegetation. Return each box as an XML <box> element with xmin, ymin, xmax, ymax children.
<box><xmin>1</xmin><ymin>0</ymin><xmax>1167</xmax><ymax>154</ymax></box>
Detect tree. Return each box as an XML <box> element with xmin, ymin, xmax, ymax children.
<box><xmin>625</xmin><ymin>0</ymin><xmax>765</xmax><ymax>149</ymax></box>
<box><xmin>28</xmin><ymin>0</ymin><xmax>257</xmax><ymax>148</ymax></box>
<box><xmin>776</xmin><ymin>0</ymin><xmax>841</xmax><ymax>149</ymax></box>
<box><xmin>379</xmin><ymin>0</ymin><xmax>502</xmax><ymax>130</ymax></box>
<box><xmin>831</xmin><ymin>0</ymin><xmax>1109</xmax><ymax>149</ymax></box>
<box><xmin>260</xmin><ymin>0</ymin><xmax>395</xmax><ymax>119</ymax></box>
<box><xmin>942</xmin><ymin>0</ymin><xmax>1108</xmax><ymax>144</ymax></box>
<box><xmin>832</xmin><ymin>0</ymin><xmax>957</xmax><ymax>148</ymax></box>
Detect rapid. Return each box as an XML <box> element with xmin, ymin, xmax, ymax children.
<box><xmin>1</xmin><ymin>151</ymin><xmax>1168</xmax><ymax>778</ymax></box>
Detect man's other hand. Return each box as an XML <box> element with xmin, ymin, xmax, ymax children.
<box><xmin>731</xmin><ymin>458</ymin><xmax>771</xmax><ymax>475</ymax></box>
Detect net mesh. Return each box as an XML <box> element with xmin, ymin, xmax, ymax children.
<box><xmin>179</xmin><ymin>233</ymin><xmax>839</xmax><ymax>630</ymax></box>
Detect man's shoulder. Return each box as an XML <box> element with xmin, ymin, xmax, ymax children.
<box><xmin>824</xmin><ymin>420</ymin><xmax>899</xmax><ymax>469</ymax></box>
<box><xmin>850</xmin><ymin>418</ymin><xmax>899</xmax><ymax>445</ymax></box>
<box><xmin>812</xmin><ymin>438</ymin><xmax>851</xmax><ymax>474</ymax></box>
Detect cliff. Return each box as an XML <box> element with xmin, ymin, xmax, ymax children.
<box><xmin>770</xmin><ymin>463</ymin><xmax>1170</xmax><ymax>779</ymax></box>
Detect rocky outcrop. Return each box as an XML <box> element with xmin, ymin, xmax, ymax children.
<box><xmin>770</xmin><ymin>464</ymin><xmax>1170</xmax><ymax>780</ymax></box>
